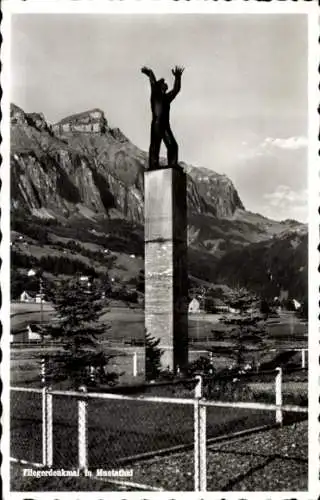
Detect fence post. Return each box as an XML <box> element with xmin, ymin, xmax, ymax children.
<box><xmin>301</xmin><ymin>349</ymin><xmax>306</xmax><ymax>369</ymax></box>
<box><xmin>194</xmin><ymin>376</ymin><xmax>201</xmax><ymax>492</ymax></box>
<box><xmin>194</xmin><ymin>375</ymin><xmax>206</xmax><ymax>492</ymax></box>
<box><xmin>46</xmin><ymin>389</ymin><xmax>53</xmax><ymax>467</ymax></box>
<box><xmin>78</xmin><ymin>386</ymin><xmax>88</xmax><ymax>471</ymax></box>
<box><xmin>41</xmin><ymin>358</ymin><xmax>47</xmax><ymax>466</ymax></box>
<box><xmin>42</xmin><ymin>386</ymin><xmax>48</xmax><ymax>466</ymax></box>
<box><xmin>199</xmin><ymin>400</ymin><xmax>207</xmax><ymax>491</ymax></box>
<box><xmin>275</xmin><ymin>367</ymin><xmax>283</xmax><ymax>425</ymax></box>
<box><xmin>133</xmin><ymin>352</ymin><xmax>138</xmax><ymax>377</ymax></box>
<box><xmin>41</xmin><ymin>357</ymin><xmax>53</xmax><ymax>467</ymax></box>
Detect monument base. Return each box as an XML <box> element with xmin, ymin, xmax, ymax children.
<box><xmin>144</xmin><ymin>166</ymin><xmax>188</xmax><ymax>374</ymax></box>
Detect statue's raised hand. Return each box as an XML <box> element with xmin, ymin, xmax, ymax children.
<box><xmin>141</xmin><ymin>66</ymin><xmax>156</xmax><ymax>85</ymax></box>
<box><xmin>172</xmin><ymin>66</ymin><xmax>184</xmax><ymax>77</ymax></box>
<box><xmin>141</xmin><ymin>66</ymin><xmax>152</xmax><ymax>76</ymax></box>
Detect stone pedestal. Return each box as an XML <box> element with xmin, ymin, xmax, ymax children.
<box><xmin>144</xmin><ymin>166</ymin><xmax>188</xmax><ymax>373</ymax></box>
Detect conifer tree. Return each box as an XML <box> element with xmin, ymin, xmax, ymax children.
<box><xmin>145</xmin><ymin>331</ymin><xmax>163</xmax><ymax>380</ymax></box>
<box><xmin>223</xmin><ymin>287</ymin><xmax>270</xmax><ymax>371</ymax></box>
<box><xmin>228</xmin><ymin>316</ymin><xmax>270</xmax><ymax>371</ymax></box>
<box><xmin>44</xmin><ymin>277</ymin><xmax>118</xmax><ymax>388</ymax></box>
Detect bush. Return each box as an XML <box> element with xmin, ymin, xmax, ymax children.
<box><xmin>145</xmin><ymin>332</ymin><xmax>163</xmax><ymax>381</ymax></box>
<box><xmin>187</xmin><ymin>356</ymin><xmax>215</xmax><ymax>377</ymax></box>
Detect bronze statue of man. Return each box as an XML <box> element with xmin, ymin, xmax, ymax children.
<box><xmin>141</xmin><ymin>66</ymin><xmax>184</xmax><ymax>170</ymax></box>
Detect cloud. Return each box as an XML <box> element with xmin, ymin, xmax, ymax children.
<box><xmin>262</xmin><ymin>185</ymin><xmax>308</xmax><ymax>222</ymax></box>
<box><xmin>263</xmin><ymin>185</ymin><xmax>307</xmax><ymax>205</ymax></box>
<box><xmin>261</xmin><ymin>136</ymin><xmax>308</xmax><ymax>151</ymax></box>
<box><xmin>236</xmin><ymin>135</ymin><xmax>308</xmax><ymax>163</ymax></box>
<box><xmin>233</xmin><ymin>130</ymin><xmax>308</xmax><ymax>222</ymax></box>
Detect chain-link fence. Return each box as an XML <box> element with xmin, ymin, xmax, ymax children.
<box><xmin>192</xmin><ymin>369</ymin><xmax>308</xmax><ymax>491</ymax></box>
<box><xmin>10</xmin><ymin>368</ymin><xmax>308</xmax><ymax>491</ymax></box>
<box><xmin>10</xmin><ymin>387</ymin><xmax>44</xmax><ymax>466</ymax></box>
<box><xmin>281</xmin><ymin>368</ymin><xmax>308</xmax><ymax>407</ymax></box>
<box><xmin>51</xmin><ymin>393</ymin><xmax>78</xmax><ymax>468</ymax></box>
<box><xmin>107</xmin><ymin>351</ymin><xmax>145</xmax><ymax>383</ymax></box>
<box><xmin>204</xmin><ymin>419</ymin><xmax>308</xmax><ymax>491</ymax></box>
<box><xmin>87</xmin><ymin>394</ymin><xmax>194</xmax><ymax>469</ymax></box>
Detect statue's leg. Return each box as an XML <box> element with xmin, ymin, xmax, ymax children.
<box><xmin>149</xmin><ymin>122</ymin><xmax>162</xmax><ymax>170</ymax></box>
<box><xmin>163</xmin><ymin>127</ymin><xmax>178</xmax><ymax>167</ymax></box>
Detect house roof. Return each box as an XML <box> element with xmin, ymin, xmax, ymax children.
<box><xmin>189</xmin><ymin>298</ymin><xmax>199</xmax><ymax>304</ymax></box>
<box><xmin>12</xmin><ymin>323</ymin><xmax>42</xmax><ymax>336</ymax></box>
<box><xmin>20</xmin><ymin>290</ymin><xmax>36</xmax><ymax>298</ymax></box>
<box><xmin>28</xmin><ymin>323</ymin><xmax>42</xmax><ymax>332</ymax></box>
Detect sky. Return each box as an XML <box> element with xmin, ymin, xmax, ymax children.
<box><xmin>11</xmin><ymin>14</ymin><xmax>308</xmax><ymax>222</ymax></box>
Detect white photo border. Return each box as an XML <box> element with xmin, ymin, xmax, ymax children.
<box><xmin>1</xmin><ymin>1</ymin><xmax>319</xmax><ymax>499</ymax></box>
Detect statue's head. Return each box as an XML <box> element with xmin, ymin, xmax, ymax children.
<box><xmin>157</xmin><ymin>78</ymin><xmax>168</xmax><ymax>94</ymax></box>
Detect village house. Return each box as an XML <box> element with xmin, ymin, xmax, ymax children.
<box><xmin>35</xmin><ymin>293</ymin><xmax>46</xmax><ymax>304</ymax></box>
<box><xmin>188</xmin><ymin>297</ymin><xmax>201</xmax><ymax>314</ymax></box>
<box><xmin>19</xmin><ymin>290</ymin><xmax>34</xmax><ymax>303</ymax></box>
<box><xmin>208</xmin><ymin>298</ymin><xmax>228</xmax><ymax>313</ymax></box>
<box><xmin>292</xmin><ymin>298</ymin><xmax>302</xmax><ymax>310</ymax></box>
<box><xmin>11</xmin><ymin>323</ymin><xmax>43</xmax><ymax>343</ymax></box>
<box><xmin>27</xmin><ymin>323</ymin><xmax>43</xmax><ymax>341</ymax></box>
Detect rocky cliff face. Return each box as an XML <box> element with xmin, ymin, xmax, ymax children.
<box><xmin>10</xmin><ymin>104</ymin><xmax>244</xmax><ymax>222</ymax></box>
<box><xmin>10</xmin><ymin>105</ymin><xmax>307</xmax><ymax>299</ymax></box>
<box><xmin>184</xmin><ymin>165</ymin><xmax>244</xmax><ymax>217</ymax></box>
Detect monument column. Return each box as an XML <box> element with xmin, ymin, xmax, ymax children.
<box><xmin>144</xmin><ymin>165</ymin><xmax>188</xmax><ymax>373</ymax></box>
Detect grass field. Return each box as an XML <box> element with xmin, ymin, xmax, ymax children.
<box><xmin>10</xmin><ymin>302</ymin><xmax>308</xmax><ymax>388</ymax></box>
<box><xmin>10</xmin><ymin>345</ymin><xmax>231</xmax><ymax>387</ymax></box>
<box><xmin>11</xmin><ymin>302</ymin><xmax>307</xmax><ymax>343</ymax></box>
<box><xmin>11</xmin><ymin>302</ymin><xmax>144</xmax><ymax>339</ymax></box>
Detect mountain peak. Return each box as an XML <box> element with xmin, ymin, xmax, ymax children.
<box><xmin>184</xmin><ymin>163</ymin><xmax>245</xmax><ymax>214</ymax></box>
<box><xmin>10</xmin><ymin>103</ymin><xmax>246</xmax><ymax>220</ymax></box>
<box><xmin>11</xmin><ymin>103</ymin><xmax>51</xmax><ymax>134</ymax></box>
<box><xmin>10</xmin><ymin>104</ymin><xmax>307</xmax><ymax>299</ymax></box>
<box><xmin>52</xmin><ymin>108</ymin><xmax>107</xmax><ymax>134</ymax></box>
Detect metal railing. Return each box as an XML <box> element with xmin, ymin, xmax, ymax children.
<box><xmin>10</xmin><ymin>367</ymin><xmax>308</xmax><ymax>492</ymax></box>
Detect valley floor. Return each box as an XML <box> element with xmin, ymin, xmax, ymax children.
<box><xmin>10</xmin><ymin>303</ymin><xmax>307</xmax><ymax>387</ymax></box>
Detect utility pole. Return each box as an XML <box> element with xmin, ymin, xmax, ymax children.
<box><xmin>39</xmin><ymin>275</ymin><xmax>44</xmax><ymax>343</ymax></box>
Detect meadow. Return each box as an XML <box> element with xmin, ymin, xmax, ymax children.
<box><xmin>10</xmin><ymin>302</ymin><xmax>307</xmax><ymax>386</ymax></box>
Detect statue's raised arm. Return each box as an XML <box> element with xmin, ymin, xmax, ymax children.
<box><xmin>141</xmin><ymin>66</ymin><xmax>157</xmax><ymax>86</ymax></box>
<box><xmin>167</xmin><ymin>66</ymin><xmax>184</xmax><ymax>102</ymax></box>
